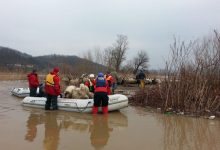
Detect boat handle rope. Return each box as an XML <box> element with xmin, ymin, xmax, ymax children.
<box><xmin>72</xmin><ymin>101</ymin><xmax>92</xmax><ymax>113</ymax></box>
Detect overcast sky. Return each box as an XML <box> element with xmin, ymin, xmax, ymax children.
<box><xmin>0</xmin><ymin>0</ymin><xmax>219</xmax><ymax>69</ymax></box>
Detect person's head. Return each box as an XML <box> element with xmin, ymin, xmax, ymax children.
<box><xmin>98</xmin><ymin>72</ymin><xmax>104</xmax><ymax>77</ymax></box>
<box><xmin>106</xmin><ymin>71</ymin><xmax>110</xmax><ymax>75</ymax></box>
<box><xmin>32</xmin><ymin>69</ymin><xmax>37</xmax><ymax>73</ymax></box>
<box><xmin>89</xmin><ymin>74</ymin><xmax>95</xmax><ymax>79</ymax></box>
<box><xmin>53</xmin><ymin>67</ymin><xmax>59</xmax><ymax>74</ymax></box>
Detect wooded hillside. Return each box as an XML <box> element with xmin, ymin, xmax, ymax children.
<box><xmin>0</xmin><ymin>46</ymin><xmax>106</xmax><ymax>74</ymax></box>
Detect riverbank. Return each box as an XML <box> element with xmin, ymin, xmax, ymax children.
<box><xmin>127</xmin><ymin>85</ymin><xmax>220</xmax><ymax>119</ymax></box>
<box><xmin>0</xmin><ymin>72</ymin><xmax>26</xmax><ymax>80</ymax></box>
<box><xmin>0</xmin><ymin>72</ymin><xmax>47</xmax><ymax>81</ymax></box>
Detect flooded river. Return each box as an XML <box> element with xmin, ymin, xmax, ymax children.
<box><xmin>0</xmin><ymin>81</ymin><xmax>220</xmax><ymax>150</ymax></box>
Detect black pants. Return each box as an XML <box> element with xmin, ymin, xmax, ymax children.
<box><xmin>45</xmin><ymin>94</ymin><xmax>58</xmax><ymax>110</ymax></box>
<box><xmin>94</xmin><ymin>92</ymin><xmax>109</xmax><ymax>107</ymax></box>
<box><xmin>30</xmin><ymin>88</ymin><xmax>37</xmax><ymax>97</ymax></box>
<box><xmin>37</xmin><ymin>88</ymin><xmax>45</xmax><ymax>97</ymax></box>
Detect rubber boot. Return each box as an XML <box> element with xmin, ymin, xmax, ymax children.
<box><xmin>92</xmin><ymin>106</ymin><xmax>98</xmax><ymax>114</ymax></box>
<box><xmin>102</xmin><ymin>106</ymin><xmax>108</xmax><ymax>114</ymax></box>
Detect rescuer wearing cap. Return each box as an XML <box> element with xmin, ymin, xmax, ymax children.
<box><xmin>85</xmin><ymin>74</ymin><xmax>96</xmax><ymax>93</ymax></box>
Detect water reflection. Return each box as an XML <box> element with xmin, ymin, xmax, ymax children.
<box><xmin>156</xmin><ymin>115</ymin><xmax>220</xmax><ymax>150</ymax></box>
<box><xmin>25</xmin><ymin>113</ymin><xmax>39</xmax><ymax>141</ymax></box>
<box><xmin>89</xmin><ymin>115</ymin><xmax>113</xmax><ymax>150</ymax></box>
<box><xmin>43</xmin><ymin>112</ymin><xmax>60</xmax><ymax>150</ymax></box>
<box><xmin>25</xmin><ymin>111</ymin><xmax>60</xmax><ymax>150</ymax></box>
<box><xmin>24</xmin><ymin>110</ymin><xmax>128</xmax><ymax>150</ymax></box>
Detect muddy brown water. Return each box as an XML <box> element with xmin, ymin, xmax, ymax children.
<box><xmin>0</xmin><ymin>81</ymin><xmax>220</xmax><ymax>150</ymax></box>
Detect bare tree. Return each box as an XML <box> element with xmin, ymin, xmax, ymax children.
<box><xmin>83</xmin><ymin>50</ymin><xmax>93</xmax><ymax>62</ymax></box>
<box><xmin>121</xmin><ymin>60</ymin><xmax>134</xmax><ymax>76</ymax></box>
<box><xmin>103</xmin><ymin>47</ymin><xmax>115</xmax><ymax>70</ymax></box>
<box><xmin>132</xmin><ymin>50</ymin><xmax>149</xmax><ymax>74</ymax></box>
<box><xmin>93</xmin><ymin>46</ymin><xmax>104</xmax><ymax>64</ymax></box>
<box><xmin>112</xmin><ymin>34</ymin><xmax>129</xmax><ymax>72</ymax></box>
<box><xmin>82</xmin><ymin>34</ymin><xmax>128</xmax><ymax>72</ymax></box>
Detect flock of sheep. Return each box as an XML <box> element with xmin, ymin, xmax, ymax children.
<box><xmin>63</xmin><ymin>72</ymin><xmax>95</xmax><ymax>100</ymax></box>
<box><xmin>64</xmin><ymin>84</ymin><xmax>94</xmax><ymax>99</ymax></box>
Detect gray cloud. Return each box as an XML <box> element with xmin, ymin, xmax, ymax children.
<box><xmin>0</xmin><ymin>0</ymin><xmax>220</xmax><ymax>69</ymax></box>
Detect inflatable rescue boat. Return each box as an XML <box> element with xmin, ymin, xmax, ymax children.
<box><xmin>11</xmin><ymin>87</ymin><xmax>31</xmax><ymax>98</ymax></box>
<box><xmin>22</xmin><ymin>94</ymin><xmax>128</xmax><ymax>113</ymax></box>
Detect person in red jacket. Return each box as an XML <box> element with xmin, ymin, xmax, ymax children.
<box><xmin>44</xmin><ymin>67</ymin><xmax>61</xmax><ymax>110</ymax></box>
<box><xmin>27</xmin><ymin>69</ymin><xmax>39</xmax><ymax>97</ymax></box>
<box><xmin>85</xmin><ymin>74</ymin><xmax>96</xmax><ymax>93</ymax></box>
<box><xmin>105</xmin><ymin>71</ymin><xmax>113</xmax><ymax>95</ymax></box>
<box><xmin>92</xmin><ymin>72</ymin><xmax>109</xmax><ymax>114</ymax></box>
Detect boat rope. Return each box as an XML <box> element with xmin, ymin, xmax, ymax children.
<box><xmin>73</xmin><ymin>101</ymin><xmax>92</xmax><ymax>113</ymax></box>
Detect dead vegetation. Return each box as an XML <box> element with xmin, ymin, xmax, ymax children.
<box><xmin>130</xmin><ymin>31</ymin><xmax>220</xmax><ymax>117</ymax></box>
<box><xmin>0</xmin><ymin>72</ymin><xmax>28</xmax><ymax>80</ymax></box>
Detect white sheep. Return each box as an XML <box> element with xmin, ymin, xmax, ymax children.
<box><xmin>80</xmin><ymin>84</ymin><xmax>90</xmax><ymax>94</ymax></box>
<box><xmin>64</xmin><ymin>85</ymin><xmax>76</xmax><ymax>98</ymax></box>
<box><xmin>64</xmin><ymin>84</ymin><xmax>93</xmax><ymax>99</ymax></box>
<box><xmin>71</xmin><ymin>88</ymin><xmax>81</xmax><ymax>99</ymax></box>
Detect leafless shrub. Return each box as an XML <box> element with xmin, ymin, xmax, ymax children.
<box><xmin>129</xmin><ymin>86</ymin><xmax>162</xmax><ymax>108</ymax></box>
<box><xmin>160</xmin><ymin>31</ymin><xmax>220</xmax><ymax>115</ymax></box>
<box><xmin>130</xmin><ymin>31</ymin><xmax>220</xmax><ymax>116</ymax></box>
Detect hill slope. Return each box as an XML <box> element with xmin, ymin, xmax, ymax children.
<box><xmin>0</xmin><ymin>46</ymin><xmax>106</xmax><ymax>74</ymax></box>
<box><xmin>0</xmin><ymin>46</ymin><xmax>35</xmax><ymax>65</ymax></box>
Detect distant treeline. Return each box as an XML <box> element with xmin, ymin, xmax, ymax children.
<box><xmin>0</xmin><ymin>46</ymin><xmax>106</xmax><ymax>75</ymax></box>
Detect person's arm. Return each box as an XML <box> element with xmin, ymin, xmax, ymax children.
<box><xmin>106</xmin><ymin>80</ymin><xmax>109</xmax><ymax>90</ymax></box>
<box><xmin>53</xmin><ymin>76</ymin><xmax>61</xmax><ymax>95</ymax></box>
